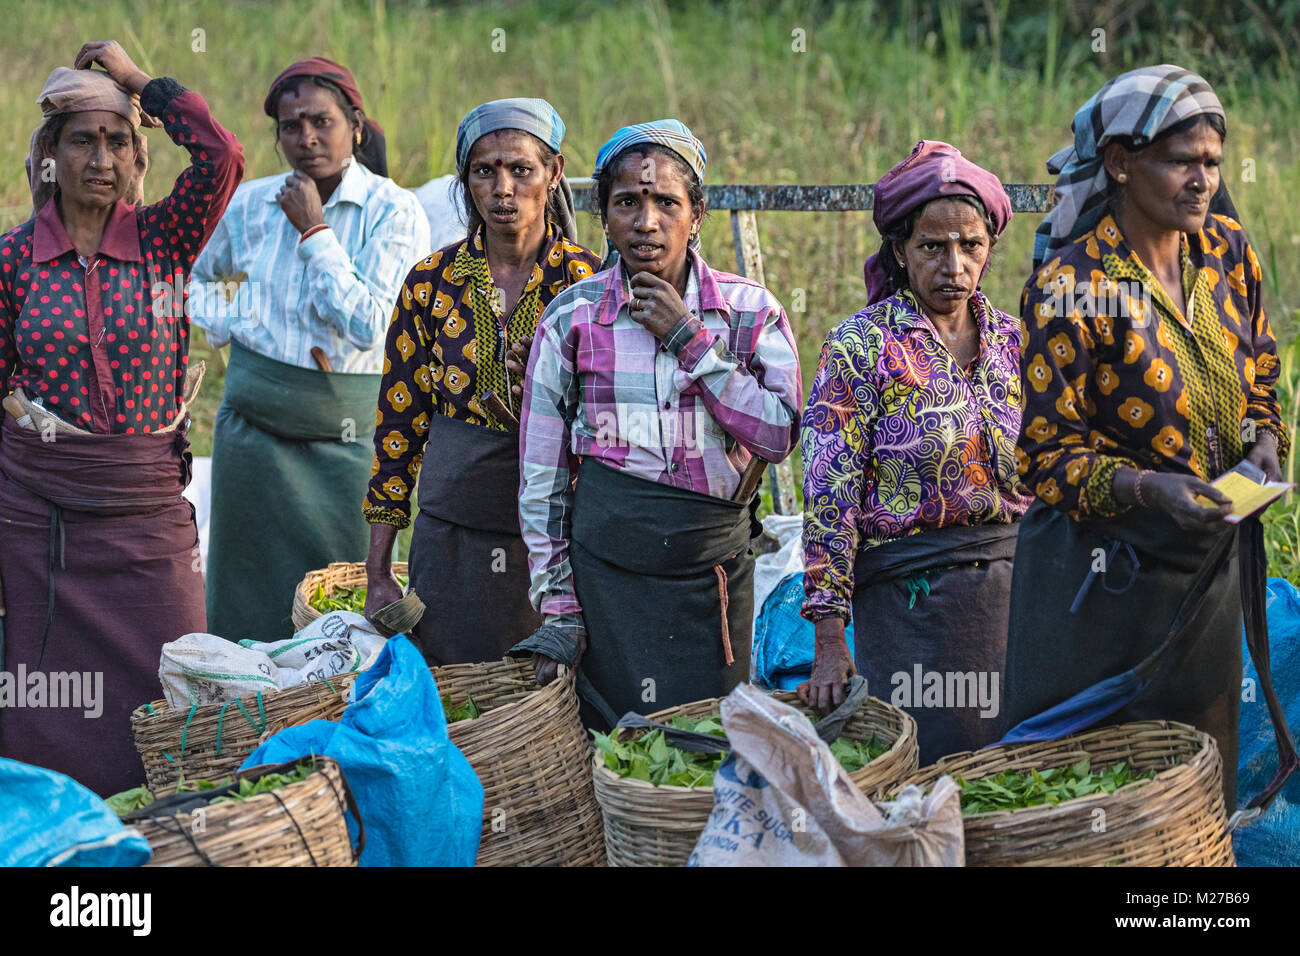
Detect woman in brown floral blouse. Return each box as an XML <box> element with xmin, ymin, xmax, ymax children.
<box><xmin>361</xmin><ymin>98</ymin><xmax>599</xmax><ymax>666</ymax></box>
<box><xmin>1005</xmin><ymin>66</ymin><xmax>1289</xmax><ymax>808</ymax></box>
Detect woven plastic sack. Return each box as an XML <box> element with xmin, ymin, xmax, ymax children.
<box><xmin>0</xmin><ymin>758</ymin><xmax>151</xmax><ymax>866</ymax></box>
<box><xmin>1234</xmin><ymin>577</ymin><xmax>1300</xmax><ymax>866</ymax></box>
<box><xmin>687</xmin><ymin>684</ymin><xmax>963</xmax><ymax>866</ymax></box>
<box><xmin>240</xmin><ymin>635</ymin><xmax>483</xmax><ymax>867</ymax></box>
<box><xmin>159</xmin><ymin>611</ymin><xmax>386</xmax><ymax>708</ymax></box>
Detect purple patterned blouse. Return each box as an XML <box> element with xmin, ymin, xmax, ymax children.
<box><xmin>801</xmin><ymin>289</ymin><xmax>1032</xmax><ymax>623</ymax></box>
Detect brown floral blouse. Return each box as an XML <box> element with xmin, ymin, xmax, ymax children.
<box><xmin>363</xmin><ymin>224</ymin><xmax>600</xmax><ymax>528</ymax></box>
<box><xmin>1018</xmin><ymin>212</ymin><xmax>1290</xmax><ymax>521</ymax></box>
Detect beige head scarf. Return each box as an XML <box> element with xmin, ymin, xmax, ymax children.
<box><xmin>27</xmin><ymin>66</ymin><xmax>158</xmax><ymax>215</ymax></box>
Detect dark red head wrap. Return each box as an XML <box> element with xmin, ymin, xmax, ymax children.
<box><xmin>264</xmin><ymin>57</ymin><xmax>364</xmax><ymax>116</ymax></box>
<box><xmin>264</xmin><ymin>57</ymin><xmax>388</xmax><ymax>176</ymax></box>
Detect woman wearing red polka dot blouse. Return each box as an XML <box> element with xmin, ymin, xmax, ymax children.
<box><xmin>0</xmin><ymin>41</ymin><xmax>243</xmax><ymax>796</ymax></box>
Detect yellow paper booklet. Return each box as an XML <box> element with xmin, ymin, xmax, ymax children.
<box><xmin>1196</xmin><ymin>461</ymin><xmax>1294</xmax><ymax>523</ymax></box>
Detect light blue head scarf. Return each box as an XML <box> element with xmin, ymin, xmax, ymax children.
<box><xmin>593</xmin><ymin>120</ymin><xmax>708</xmax><ymax>267</ymax></box>
<box><xmin>592</xmin><ymin>118</ymin><xmax>707</xmax><ymax>182</ymax></box>
<box><xmin>454</xmin><ymin>97</ymin><xmax>577</xmax><ymax>238</ymax></box>
<box><xmin>455</xmin><ymin>97</ymin><xmax>566</xmax><ymax>171</ymax></box>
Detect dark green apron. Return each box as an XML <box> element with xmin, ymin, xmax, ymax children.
<box><xmin>206</xmin><ymin>340</ymin><xmax>379</xmax><ymax>643</ymax></box>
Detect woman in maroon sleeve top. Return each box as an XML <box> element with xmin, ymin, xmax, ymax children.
<box><xmin>0</xmin><ymin>41</ymin><xmax>243</xmax><ymax>796</ymax></box>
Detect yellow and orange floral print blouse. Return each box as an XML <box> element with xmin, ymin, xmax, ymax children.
<box><xmin>363</xmin><ymin>224</ymin><xmax>600</xmax><ymax>528</ymax></box>
<box><xmin>1018</xmin><ymin>212</ymin><xmax>1290</xmax><ymax>522</ymax></box>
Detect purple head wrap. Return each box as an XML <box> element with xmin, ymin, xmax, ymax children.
<box><xmin>864</xmin><ymin>140</ymin><xmax>1012</xmax><ymax>304</ymax></box>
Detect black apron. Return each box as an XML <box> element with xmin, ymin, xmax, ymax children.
<box><xmin>1005</xmin><ymin>500</ymin><xmax>1241</xmax><ymax>807</ymax></box>
<box><xmin>851</xmin><ymin>521</ymin><xmax>1019</xmax><ymax>764</ymax></box>
<box><xmin>206</xmin><ymin>340</ymin><xmax>379</xmax><ymax>643</ymax></box>
<box><xmin>571</xmin><ymin>458</ymin><xmax>756</xmax><ymax>729</ymax></box>
<box><xmin>407</xmin><ymin>412</ymin><xmax>540</xmax><ymax>666</ymax></box>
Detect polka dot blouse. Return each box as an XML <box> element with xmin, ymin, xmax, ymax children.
<box><xmin>0</xmin><ymin>78</ymin><xmax>243</xmax><ymax>433</ymax></box>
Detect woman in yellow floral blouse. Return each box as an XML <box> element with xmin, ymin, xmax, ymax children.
<box><xmin>1004</xmin><ymin>66</ymin><xmax>1289</xmax><ymax>808</ymax></box>
<box><xmin>360</xmin><ymin>98</ymin><xmax>600</xmax><ymax>665</ymax></box>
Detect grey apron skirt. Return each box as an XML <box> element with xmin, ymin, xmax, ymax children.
<box><xmin>1004</xmin><ymin>501</ymin><xmax>1241</xmax><ymax>807</ymax></box>
<box><xmin>851</xmin><ymin>521</ymin><xmax>1019</xmax><ymax>765</ymax></box>
<box><xmin>407</xmin><ymin>411</ymin><xmax>540</xmax><ymax>666</ymax></box>
<box><xmin>570</xmin><ymin>458</ymin><xmax>757</xmax><ymax>729</ymax></box>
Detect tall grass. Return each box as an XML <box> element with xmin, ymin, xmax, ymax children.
<box><xmin>6</xmin><ymin>0</ymin><xmax>1300</xmax><ymax>344</ymax></box>
<box><xmin>1263</xmin><ymin>334</ymin><xmax>1300</xmax><ymax>586</ymax></box>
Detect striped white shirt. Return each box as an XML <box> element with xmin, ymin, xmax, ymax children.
<box><xmin>188</xmin><ymin>159</ymin><xmax>430</xmax><ymax>374</ymax></box>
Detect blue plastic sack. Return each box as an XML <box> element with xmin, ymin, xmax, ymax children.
<box><xmin>752</xmin><ymin>571</ymin><xmax>854</xmax><ymax>689</ymax></box>
<box><xmin>0</xmin><ymin>758</ymin><xmax>152</xmax><ymax>867</ymax></box>
<box><xmin>241</xmin><ymin>635</ymin><xmax>483</xmax><ymax>866</ymax></box>
<box><xmin>1234</xmin><ymin>577</ymin><xmax>1300</xmax><ymax>867</ymax></box>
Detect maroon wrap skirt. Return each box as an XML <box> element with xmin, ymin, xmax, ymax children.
<box><xmin>0</xmin><ymin>417</ymin><xmax>206</xmax><ymax>796</ymax></box>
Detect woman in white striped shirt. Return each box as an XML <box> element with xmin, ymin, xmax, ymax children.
<box><xmin>189</xmin><ymin>56</ymin><xmax>429</xmax><ymax>643</ymax></box>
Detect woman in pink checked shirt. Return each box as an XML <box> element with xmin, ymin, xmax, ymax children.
<box><xmin>515</xmin><ymin>120</ymin><xmax>802</xmax><ymax>727</ymax></box>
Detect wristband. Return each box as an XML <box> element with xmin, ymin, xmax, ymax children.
<box><xmin>299</xmin><ymin>223</ymin><xmax>330</xmax><ymax>243</ymax></box>
<box><xmin>1133</xmin><ymin>468</ymin><xmax>1155</xmax><ymax>508</ymax></box>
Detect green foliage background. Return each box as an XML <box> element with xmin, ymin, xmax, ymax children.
<box><xmin>2</xmin><ymin>0</ymin><xmax>1297</xmax><ymax>577</ymax></box>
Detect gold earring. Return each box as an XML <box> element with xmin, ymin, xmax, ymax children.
<box><xmin>355</xmin><ymin>130</ymin><xmax>362</xmax><ymax>146</ymax></box>
<box><xmin>1117</xmin><ymin>172</ymin><xmax>1128</xmax><ymax>184</ymax></box>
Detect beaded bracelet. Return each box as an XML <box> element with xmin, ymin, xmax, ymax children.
<box><xmin>1133</xmin><ymin>468</ymin><xmax>1155</xmax><ymax>508</ymax></box>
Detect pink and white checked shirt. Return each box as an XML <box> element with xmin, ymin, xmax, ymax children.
<box><xmin>519</xmin><ymin>250</ymin><xmax>802</xmax><ymax>620</ymax></box>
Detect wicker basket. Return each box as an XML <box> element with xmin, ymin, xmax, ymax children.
<box><xmin>130</xmin><ymin>674</ymin><xmax>358</xmax><ymax>793</ymax></box>
<box><xmin>592</xmin><ymin>690</ymin><xmax>919</xmax><ymax>867</ymax></box>
<box><xmin>899</xmin><ymin>720</ymin><xmax>1235</xmax><ymax>866</ymax></box>
<box><xmin>127</xmin><ymin>756</ymin><xmax>361</xmax><ymax>867</ymax></box>
<box><xmin>293</xmin><ymin>561</ymin><xmax>410</xmax><ymax>631</ymax></box>
<box><xmin>436</xmin><ymin>657</ymin><xmax>606</xmax><ymax>867</ymax></box>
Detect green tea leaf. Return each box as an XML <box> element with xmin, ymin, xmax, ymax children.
<box><xmin>105</xmin><ymin>786</ymin><xmax>154</xmax><ymax>816</ymax></box>
<box><xmin>442</xmin><ymin>692</ymin><xmax>481</xmax><ymax>723</ymax></box>
<box><xmin>955</xmin><ymin>759</ymin><xmax>1160</xmax><ymax>814</ymax></box>
<box><xmin>647</xmin><ymin>731</ymin><xmax>670</xmax><ymax>764</ymax></box>
<box><xmin>591</xmin><ymin>711</ymin><xmax>883</xmax><ymax>788</ymax></box>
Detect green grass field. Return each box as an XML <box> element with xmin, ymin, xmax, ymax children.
<box><xmin>3</xmin><ymin>0</ymin><xmax>1298</xmax><ymax>577</ymax></box>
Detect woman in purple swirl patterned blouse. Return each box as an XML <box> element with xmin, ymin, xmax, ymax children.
<box><xmin>799</xmin><ymin>141</ymin><xmax>1031</xmax><ymax>763</ymax></box>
